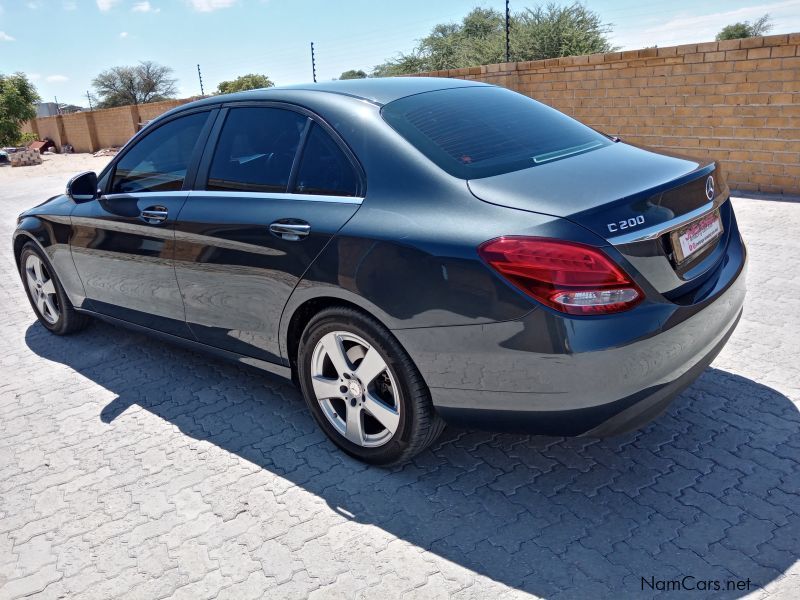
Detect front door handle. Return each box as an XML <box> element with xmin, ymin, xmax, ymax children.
<box><xmin>140</xmin><ymin>206</ymin><xmax>168</xmax><ymax>224</ymax></box>
<box><xmin>269</xmin><ymin>220</ymin><xmax>311</xmax><ymax>241</ymax></box>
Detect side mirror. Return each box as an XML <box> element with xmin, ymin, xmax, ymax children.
<box><xmin>66</xmin><ymin>171</ymin><xmax>98</xmax><ymax>202</ymax></box>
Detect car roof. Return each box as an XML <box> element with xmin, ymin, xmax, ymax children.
<box><xmin>185</xmin><ymin>77</ymin><xmax>493</xmax><ymax>108</ymax></box>
<box><xmin>276</xmin><ymin>77</ymin><xmax>491</xmax><ymax>105</ymax></box>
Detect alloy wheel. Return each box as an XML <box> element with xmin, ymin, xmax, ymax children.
<box><xmin>310</xmin><ymin>331</ymin><xmax>400</xmax><ymax>448</ymax></box>
<box><xmin>25</xmin><ymin>254</ymin><xmax>60</xmax><ymax>325</ymax></box>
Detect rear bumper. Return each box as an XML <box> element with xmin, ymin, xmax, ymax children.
<box><xmin>431</xmin><ymin>308</ymin><xmax>740</xmax><ymax>437</ymax></box>
<box><xmin>392</xmin><ymin>235</ymin><xmax>746</xmax><ymax>437</ymax></box>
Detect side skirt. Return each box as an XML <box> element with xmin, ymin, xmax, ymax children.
<box><xmin>76</xmin><ymin>308</ymin><xmax>294</xmax><ymax>381</ymax></box>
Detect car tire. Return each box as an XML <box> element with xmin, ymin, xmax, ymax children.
<box><xmin>19</xmin><ymin>242</ymin><xmax>90</xmax><ymax>335</ymax></box>
<box><xmin>298</xmin><ymin>306</ymin><xmax>445</xmax><ymax>465</ymax></box>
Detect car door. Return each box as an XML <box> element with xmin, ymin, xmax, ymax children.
<box><xmin>172</xmin><ymin>104</ymin><xmax>363</xmax><ymax>363</ymax></box>
<box><xmin>70</xmin><ymin>108</ymin><xmax>216</xmax><ymax>337</ymax></box>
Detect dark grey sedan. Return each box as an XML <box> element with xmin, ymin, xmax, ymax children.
<box><xmin>13</xmin><ymin>78</ymin><xmax>746</xmax><ymax>464</ymax></box>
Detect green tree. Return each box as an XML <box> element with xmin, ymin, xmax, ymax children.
<box><xmin>338</xmin><ymin>69</ymin><xmax>368</xmax><ymax>80</ymax></box>
<box><xmin>716</xmin><ymin>14</ymin><xmax>772</xmax><ymax>40</ymax></box>
<box><xmin>514</xmin><ymin>3</ymin><xmax>616</xmax><ymax>60</ymax></box>
<box><xmin>0</xmin><ymin>72</ymin><xmax>40</xmax><ymax>146</ymax></box>
<box><xmin>92</xmin><ymin>61</ymin><xmax>177</xmax><ymax>108</ymax></box>
<box><xmin>372</xmin><ymin>3</ymin><xmax>615</xmax><ymax>76</ymax></box>
<box><xmin>216</xmin><ymin>74</ymin><xmax>274</xmax><ymax>94</ymax></box>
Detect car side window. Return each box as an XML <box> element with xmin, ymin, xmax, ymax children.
<box><xmin>294</xmin><ymin>123</ymin><xmax>359</xmax><ymax>197</ymax></box>
<box><xmin>206</xmin><ymin>107</ymin><xmax>307</xmax><ymax>193</ymax></box>
<box><xmin>110</xmin><ymin>111</ymin><xmax>209</xmax><ymax>194</ymax></box>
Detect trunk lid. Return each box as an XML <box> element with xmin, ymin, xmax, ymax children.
<box><xmin>467</xmin><ymin>142</ymin><xmax>729</xmax><ymax>296</ymax></box>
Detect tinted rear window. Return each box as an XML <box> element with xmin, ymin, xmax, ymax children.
<box><xmin>381</xmin><ymin>86</ymin><xmax>611</xmax><ymax>179</ymax></box>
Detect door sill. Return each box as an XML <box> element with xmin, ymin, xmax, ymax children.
<box><xmin>75</xmin><ymin>308</ymin><xmax>293</xmax><ymax>380</ymax></box>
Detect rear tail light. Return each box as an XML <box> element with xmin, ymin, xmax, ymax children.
<box><xmin>478</xmin><ymin>237</ymin><xmax>643</xmax><ymax>315</ymax></box>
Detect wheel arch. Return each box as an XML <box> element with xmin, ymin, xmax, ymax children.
<box><xmin>286</xmin><ymin>292</ymin><xmax>446</xmax><ymax>464</ymax></box>
<box><xmin>281</xmin><ymin>291</ymin><xmax>404</xmax><ymax>383</ymax></box>
<box><xmin>13</xmin><ymin>217</ymin><xmax>88</xmax><ymax>309</ymax></box>
<box><xmin>12</xmin><ymin>222</ymin><xmax>50</xmax><ymax>268</ymax></box>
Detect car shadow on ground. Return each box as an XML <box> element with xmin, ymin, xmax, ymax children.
<box><xmin>25</xmin><ymin>320</ymin><xmax>800</xmax><ymax>598</ymax></box>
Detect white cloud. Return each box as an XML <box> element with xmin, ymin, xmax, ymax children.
<box><xmin>187</xmin><ymin>0</ymin><xmax>236</xmax><ymax>12</ymax></box>
<box><xmin>119</xmin><ymin>31</ymin><xmax>129</xmax><ymax>38</ymax></box>
<box><xmin>46</xmin><ymin>74</ymin><xmax>69</xmax><ymax>83</ymax></box>
<box><xmin>648</xmin><ymin>0</ymin><xmax>798</xmax><ymax>36</ymax></box>
<box><xmin>96</xmin><ymin>0</ymin><xmax>120</xmax><ymax>11</ymax></box>
<box><xmin>0</xmin><ymin>31</ymin><xmax>14</xmax><ymax>42</ymax></box>
<box><xmin>132</xmin><ymin>1</ymin><xmax>159</xmax><ymax>12</ymax></box>
<box><xmin>614</xmin><ymin>0</ymin><xmax>800</xmax><ymax>49</ymax></box>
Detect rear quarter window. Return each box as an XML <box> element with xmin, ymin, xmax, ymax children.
<box><xmin>293</xmin><ymin>123</ymin><xmax>359</xmax><ymax>197</ymax></box>
<box><xmin>381</xmin><ymin>86</ymin><xmax>612</xmax><ymax>179</ymax></box>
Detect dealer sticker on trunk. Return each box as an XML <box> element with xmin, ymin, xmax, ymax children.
<box><xmin>670</xmin><ymin>209</ymin><xmax>723</xmax><ymax>264</ymax></box>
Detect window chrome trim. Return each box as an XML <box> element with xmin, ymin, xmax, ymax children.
<box><xmin>607</xmin><ymin>194</ymin><xmax>725</xmax><ymax>246</ymax></box>
<box><xmin>186</xmin><ymin>190</ymin><xmax>364</xmax><ymax>204</ymax></box>
<box><xmin>101</xmin><ymin>190</ymin><xmax>364</xmax><ymax>204</ymax></box>
<box><xmin>102</xmin><ymin>191</ymin><xmax>189</xmax><ymax>200</ymax></box>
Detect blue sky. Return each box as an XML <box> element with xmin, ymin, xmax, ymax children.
<box><xmin>2</xmin><ymin>0</ymin><xmax>799</xmax><ymax>106</ymax></box>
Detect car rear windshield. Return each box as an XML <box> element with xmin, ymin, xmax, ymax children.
<box><xmin>381</xmin><ymin>86</ymin><xmax>612</xmax><ymax>179</ymax></box>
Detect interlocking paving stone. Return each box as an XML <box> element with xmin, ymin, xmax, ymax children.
<box><xmin>1</xmin><ymin>161</ymin><xmax>798</xmax><ymax>598</ymax></box>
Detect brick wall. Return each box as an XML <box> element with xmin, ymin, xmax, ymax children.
<box><xmin>60</xmin><ymin>112</ymin><xmax>95</xmax><ymax>153</ymax></box>
<box><xmin>138</xmin><ymin>99</ymin><xmax>190</xmax><ymax>122</ymax></box>
<box><xmin>21</xmin><ymin>33</ymin><xmax>799</xmax><ymax>193</ymax></box>
<box><xmin>91</xmin><ymin>105</ymin><xmax>139</xmax><ymax>149</ymax></box>
<box><xmin>33</xmin><ymin>116</ymin><xmax>63</xmax><ymax>148</ymax></box>
<box><xmin>25</xmin><ymin>98</ymin><xmax>197</xmax><ymax>153</ymax></box>
<box><xmin>415</xmin><ymin>33</ymin><xmax>800</xmax><ymax>195</ymax></box>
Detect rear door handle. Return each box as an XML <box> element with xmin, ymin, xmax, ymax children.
<box><xmin>269</xmin><ymin>220</ymin><xmax>311</xmax><ymax>241</ymax></box>
<box><xmin>140</xmin><ymin>206</ymin><xmax>168</xmax><ymax>224</ymax></box>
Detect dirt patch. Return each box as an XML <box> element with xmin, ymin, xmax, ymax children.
<box><xmin>0</xmin><ymin>153</ymin><xmax>113</xmax><ymax>182</ymax></box>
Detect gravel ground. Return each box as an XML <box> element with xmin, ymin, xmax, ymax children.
<box><xmin>0</xmin><ymin>156</ymin><xmax>798</xmax><ymax>599</ymax></box>
<box><xmin>0</xmin><ymin>153</ymin><xmax>112</xmax><ymax>184</ymax></box>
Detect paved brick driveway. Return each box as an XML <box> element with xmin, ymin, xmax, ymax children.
<box><xmin>1</xmin><ymin>158</ymin><xmax>798</xmax><ymax>599</ymax></box>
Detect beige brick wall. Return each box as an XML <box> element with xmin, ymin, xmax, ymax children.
<box><xmin>138</xmin><ymin>98</ymin><xmax>193</xmax><ymax>122</ymax></box>
<box><xmin>22</xmin><ymin>34</ymin><xmax>798</xmax><ymax>193</ymax></box>
<box><xmin>415</xmin><ymin>33</ymin><xmax>800</xmax><ymax>195</ymax></box>
<box><xmin>34</xmin><ymin>116</ymin><xmax>63</xmax><ymax>148</ymax></box>
<box><xmin>60</xmin><ymin>112</ymin><xmax>94</xmax><ymax>153</ymax></box>
<box><xmin>24</xmin><ymin>98</ymin><xmax>197</xmax><ymax>153</ymax></box>
<box><xmin>92</xmin><ymin>105</ymin><xmax>139</xmax><ymax>149</ymax></box>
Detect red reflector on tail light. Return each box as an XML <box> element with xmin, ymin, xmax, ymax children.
<box><xmin>477</xmin><ymin>237</ymin><xmax>643</xmax><ymax>315</ymax></box>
